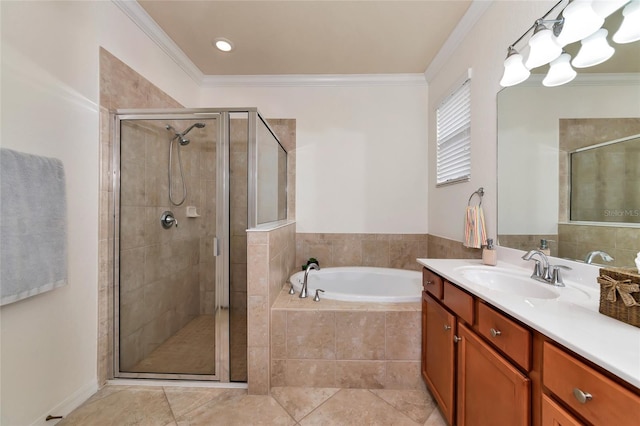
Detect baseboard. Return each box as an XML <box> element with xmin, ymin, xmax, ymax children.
<box><xmin>30</xmin><ymin>379</ymin><xmax>99</xmax><ymax>426</ymax></box>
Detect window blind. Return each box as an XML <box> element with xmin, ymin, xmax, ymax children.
<box><xmin>436</xmin><ymin>78</ymin><xmax>471</xmax><ymax>186</ymax></box>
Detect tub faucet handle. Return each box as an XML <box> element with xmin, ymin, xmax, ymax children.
<box><xmin>313</xmin><ymin>289</ymin><xmax>325</xmax><ymax>302</ymax></box>
<box><xmin>288</xmin><ymin>283</ymin><xmax>296</xmax><ymax>295</ymax></box>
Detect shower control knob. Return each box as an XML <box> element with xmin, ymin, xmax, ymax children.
<box><xmin>161</xmin><ymin>211</ymin><xmax>178</xmax><ymax>229</ymax></box>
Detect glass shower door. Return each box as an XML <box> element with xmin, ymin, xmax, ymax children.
<box><xmin>116</xmin><ymin>114</ymin><xmax>221</xmax><ymax>379</ymax></box>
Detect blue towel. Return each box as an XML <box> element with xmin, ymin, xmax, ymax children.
<box><xmin>1</xmin><ymin>148</ymin><xmax>67</xmax><ymax>305</ymax></box>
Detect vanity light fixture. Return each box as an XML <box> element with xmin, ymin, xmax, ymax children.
<box><xmin>500</xmin><ymin>0</ymin><xmax>632</xmax><ymax>88</ymax></box>
<box><xmin>500</xmin><ymin>47</ymin><xmax>531</xmax><ymax>87</ymax></box>
<box><xmin>572</xmin><ymin>28</ymin><xmax>615</xmax><ymax>67</ymax></box>
<box><xmin>613</xmin><ymin>0</ymin><xmax>640</xmax><ymax>43</ymax></box>
<box><xmin>543</xmin><ymin>52</ymin><xmax>577</xmax><ymax>86</ymax></box>
<box><xmin>214</xmin><ymin>38</ymin><xmax>234</xmax><ymax>52</ymax></box>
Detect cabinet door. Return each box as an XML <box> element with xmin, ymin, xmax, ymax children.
<box><xmin>457</xmin><ymin>323</ymin><xmax>530</xmax><ymax>426</ymax></box>
<box><xmin>423</xmin><ymin>293</ymin><xmax>456</xmax><ymax>425</ymax></box>
<box><xmin>541</xmin><ymin>394</ymin><xmax>584</xmax><ymax>426</ymax></box>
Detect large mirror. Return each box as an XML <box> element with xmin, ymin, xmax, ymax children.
<box><xmin>497</xmin><ymin>7</ymin><xmax>640</xmax><ymax>268</ymax></box>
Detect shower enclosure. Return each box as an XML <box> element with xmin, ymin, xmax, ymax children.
<box><xmin>114</xmin><ymin>109</ymin><xmax>286</xmax><ymax>382</ymax></box>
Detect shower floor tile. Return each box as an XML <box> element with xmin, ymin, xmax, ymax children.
<box><xmin>130</xmin><ymin>315</ymin><xmax>216</xmax><ymax>375</ymax></box>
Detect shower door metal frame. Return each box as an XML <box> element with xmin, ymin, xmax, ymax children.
<box><xmin>113</xmin><ymin>109</ymin><xmax>227</xmax><ymax>381</ymax></box>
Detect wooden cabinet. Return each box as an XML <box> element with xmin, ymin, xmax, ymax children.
<box><xmin>457</xmin><ymin>323</ymin><xmax>530</xmax><ymax>426</ymax></box>
<box><xmin>477</xmin><ymin>301</ymin><xmax>531</xmax><ymax>371</ymax></box>
<box><xmin>541</xmin><ymin>394</ymin><xmax>583</xmax><ymax>426</ymax></box>
<box><xmin>543</xmin><ymin>342</ymin><xmax>640</xmax><ymax>426</ymax></box>
<box><xmin>423</xmin><ymin>292</ymin><xmax>456</xmax><ymax>425</ymax></box>
<box><xmin>421</xmin><ymin>266</ymin><xmax>640</xmax><ymax>426</ymax></box>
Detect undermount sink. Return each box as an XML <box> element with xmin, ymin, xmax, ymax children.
<box><xmin>455</xmin><ymin>266</ymin><xmax>560</xmax><ymax>300</ymax></box>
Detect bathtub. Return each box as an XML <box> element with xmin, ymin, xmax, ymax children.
<box><xmin>288</xmin><ymin>266</ymin><xmax>422</xmax><ymax>303</ymax></box>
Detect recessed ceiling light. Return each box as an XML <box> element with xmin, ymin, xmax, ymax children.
<box><xmin>214</xmin><ymin>38</ymin><xmax>234</xmax><ymax>52</ymax></box>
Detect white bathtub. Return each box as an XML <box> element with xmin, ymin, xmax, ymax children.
<box><xmin>289</xmin><ymin>266</ymin><xmax>422</xmax><ymax>303</ymax></box>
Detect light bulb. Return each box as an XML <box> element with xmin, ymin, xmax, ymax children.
<box><xmin>500</xmin><ymin>47</ymin><xmax>531</xmax><ymax>87</ymax></box>
<box><xmin>543</xmin><ymin>53</ymin><xmax>577</xmax><ymax>87</ymax></box>
<box><xmin>591</xmin><ymin>0</ymin><xmax>628</xmax><ymax>18</ymax></box>
<box><xmin>613</xmin><ymin>0</ymin><xmax>640</xmax><ymax>44</ymax></box>
<box><xmin>572</xmin><ymin>28</ymin><xmax>615</xmax><ymax>67</ymax></box>
<box><xmin>525</xmin><ymin>23</ymin><xmax>562</xmax><ymax>69</ymax></box>
<box><xmin>555</xmin><ymin>0</ymin><xmax>604</xmax><ymax>47</ymax></box>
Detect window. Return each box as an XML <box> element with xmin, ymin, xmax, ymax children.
<box><xmin>436</xmin><ymin>77</ymin><xmax>471</xmax><ymax>186</ymax></box>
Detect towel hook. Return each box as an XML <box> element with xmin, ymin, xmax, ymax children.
<box><xmin>468</xmin><ymin>187</ymin><xmax>484</xmax><ymax>207</ymax></box>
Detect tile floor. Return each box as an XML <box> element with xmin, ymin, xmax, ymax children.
<box><xmin>58</xmin><ymin>384</ymin><xmax>448</xmax><ymax>425</ymax></box>
<box><xmin>130</xmin><ymin>316</ymin><xmax>216</xmax><ymax>375</ymax></box>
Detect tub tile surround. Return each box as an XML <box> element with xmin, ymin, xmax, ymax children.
<box><xmin>271</xmin><ymin>288</ymin><xmax>422</xmax><ymax>390</ymax></box>
<box><xmin>246</xmin><ymin>222</ymin><xmax>297</xmax><ymax>394</ymax></box>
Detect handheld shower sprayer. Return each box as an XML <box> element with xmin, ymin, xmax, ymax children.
<box><xmin>165</xmin><ymin>122</ymin><xmax>206</xmax><ymax>206</ymax></box>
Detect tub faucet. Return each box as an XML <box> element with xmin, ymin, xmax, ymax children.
<box><xmin>300</xmin><ymin>262</ymin><xmax>320</xmax><ymax>298</ymax></box>
<box><xmin>522</xmin><ymin>250</ymin><xmax>552</xmax><ymax>283</ymax></box>
<box><xmin>585</xmin><ymin>251</ymin><xmax>614</xmax><ymax>264</ymax></box>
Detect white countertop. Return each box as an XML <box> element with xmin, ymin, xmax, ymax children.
<box><xmin>417</xmin><ymin>250</ymin><xmax>640</xmax><ymax>389</ymax></box>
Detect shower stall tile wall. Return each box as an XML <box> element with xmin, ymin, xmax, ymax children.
<box><xmin>98</xmin><ymin>48</ymin><xmax>182</xmax><ymax>385</ymax></box>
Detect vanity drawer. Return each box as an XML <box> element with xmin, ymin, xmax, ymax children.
<box><xmin>443</xmin><ymin>281</ymin><xmax>474</xmax><ymax>324</ymax></box>
<box><xmin>543</xmin><ymin>342</ymin><xmax>640</xmax><ymax>426</ymax></box>
<box><xmin>423</xmin><ymin>268</ymin><xmax>444</xmax><ymax>299</ymax></box>
<box><xmin>477</xmin><ymin>302</ymin><xmax>531</xmax><ymax>371</ymax></box>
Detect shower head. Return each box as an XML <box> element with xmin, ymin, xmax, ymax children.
<box><xmin>165</xmin><ymin>122</ymin><xmax>206</xmax><ymax>146</ymax></box>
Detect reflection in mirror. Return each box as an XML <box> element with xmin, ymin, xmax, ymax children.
<box><xmin>256</xmin><ymin>116</ymin><xmax>287</xmax><ymax>225</ymax></box>
<box><xmin>570</xmin><ymin>134</ymin><xmax>640</xmax><ymax>223</ymax></box>
<box><xmin>497</xmin><ymin>84</ymin><xmax>640</xmax><ymax>267</ymax></box>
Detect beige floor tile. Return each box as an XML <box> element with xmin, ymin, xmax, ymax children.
<box><xmin>370</xmin><ymin>388</ymin><xmax>436</xmax><ymax>424</ymax></box>
<box><xmin>164</xmin><ymin>387</ymin><xmax>246</xmax><ymax>419</ymax></box>
<box><xmin>176</xmin><ymin>394</ymin><xmax>295</xmax><ymax>425</ymax></box>
<box><xmin>271</xmin><ymin>386</ymin><xmax>340</xmax><ymax>421</ymax></box>
<box><xmin>424</xmin><ymin>406</ymin><xmax>448</xmax><ymax>426</ymax></box>
<box><xmin>130</xmin><ymin>315</ymin><xmax>216</xmax><ymax>375</ymax></box>
<box><xmin>299</xmin><ymin>389</ymin><xmax>419</xmax><ymax>425</ymax></box>
<box><xmin>59</xmin><ymin>387</ymin><xmax>174</xmax><ymax>426</ymax></box>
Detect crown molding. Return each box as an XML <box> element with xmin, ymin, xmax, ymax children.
<box><xmin>514</xmin><ymin>72</ymin><xmax>640</xmax><ymax>87</ymax></box>
<box><xmin>201</xmin><ymin>73</ymin><xmax>427</xmax><ymax>88</ymax></box>
<box><xmin>424</xmin><ymin>0</ymin><xmax>493</xmax><ymax>83</ymax></box>
<box><xmin>112</xmin><ymin>0</ymin><xmax>204</xmax><ymax>84</ymax></box>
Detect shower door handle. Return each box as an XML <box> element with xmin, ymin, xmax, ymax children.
<box><xmin>213</xmin><ymin>237</ymin><xmax>220</xmax><ymax>257</ymax></box>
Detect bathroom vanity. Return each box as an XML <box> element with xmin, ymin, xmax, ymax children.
<box><xmin>418</xmin><ymin>258</ymin><xmax>640</xmax><ymax>426</ymax></box>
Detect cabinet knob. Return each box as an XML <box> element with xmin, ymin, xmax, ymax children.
<box><xmin>426</xmin><ymin>280</ymin><xmax>433</xmax><ymax>285</ymax></box>
<box><xmin>443</xmin><ymin>325</ymin><xmax>452</xmax><ymax>331</ymax></box>
<box><xmin>453</xmin><ymin>335</ymin><xmax>461</xmax><ymax>343</ymax></box>
<box><xmin>572</xmin><ymin>388</ymin><xmax>593</xmax><ymax>404</ymax></box>
<box><xmin>490</xmin><ymin>328</ymin><xmax>502</xmax><ymax>337</ymax></box>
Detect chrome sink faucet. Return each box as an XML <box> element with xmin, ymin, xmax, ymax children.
<box><xmin>522</xmin><ymin>250</ymin><xmax>571</xmax><ymax>287</ymax></box>
<box><xmin>585</xmin><ymin>250</ymin><xmax>614</xmax><ymax>264</ymax></box>
<box><xmin>300</xmin><ymin>262</ymin><xmax>320</xmax><ymax>298</ymax></box>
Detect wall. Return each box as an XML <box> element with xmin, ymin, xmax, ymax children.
<box><xmin>427</xmin><ymin>0</ymin><xmax>555</xmax><ymax>243</ymax></box>
<box><xmin>199</xmin><ymin>83</ymin><xmax>428</xmax><ymax>234</ymax></box>
<box><xmin>0</xmin><ymin>2</ymin><xmax>199</xmax><ymax>424</ymax></box>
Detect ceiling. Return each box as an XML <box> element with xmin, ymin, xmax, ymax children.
<box><xmin>138</xmin><ymin>0</ymin><xmax>473</xmax><ymax>76</ymax></box>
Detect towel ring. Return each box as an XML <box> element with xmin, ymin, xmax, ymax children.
<box><xmin>468</xmin><ymin>187</ymin><xmax>484</xmax><ymax>207</ymax></box>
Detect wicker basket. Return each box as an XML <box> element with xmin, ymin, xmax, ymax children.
<box><xmin>597</xmin><ymin>267</ymin><xmax>640</xmax><ymax>328</ymax></box>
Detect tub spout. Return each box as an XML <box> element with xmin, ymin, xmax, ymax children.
<box><xmin>300</xmin><ymin>263</ymin><xmax>320</xmax><ymax>298</ymax></box>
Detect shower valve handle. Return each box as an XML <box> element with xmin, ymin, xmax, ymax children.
<box><xmin>161</xmin><ymin>211</ymin><xmax>178</xmax><ymax>229</ymax></box>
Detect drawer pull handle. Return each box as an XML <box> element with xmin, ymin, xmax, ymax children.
<box><xmin>426</xmin><ymin>280</ymin><xmax>433</xmax><ymax>285</ymax></box>
<box><xmin>453</xmin><ymin>335</ymin><xmax>461</xmax><ymax>343</ymax></box>
<box><xmin>490</xmin><ymin>328</ymin><xmax>502</xmax><ymax>337</ymax></box>
<box><xmin>572</xmin><ymin>388</ymin><xmax>593</xmax><ymax>404</ymax></box>
<box><xmin>444</xmin><ymin>325</ymin><xmax>452</xmax><ymax>331</ymax></box>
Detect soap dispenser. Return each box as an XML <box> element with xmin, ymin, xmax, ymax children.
<box><xmin>482</xmin><ymin>239</ymin><xmax>497</xmax><ymax>266</ymax></box>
